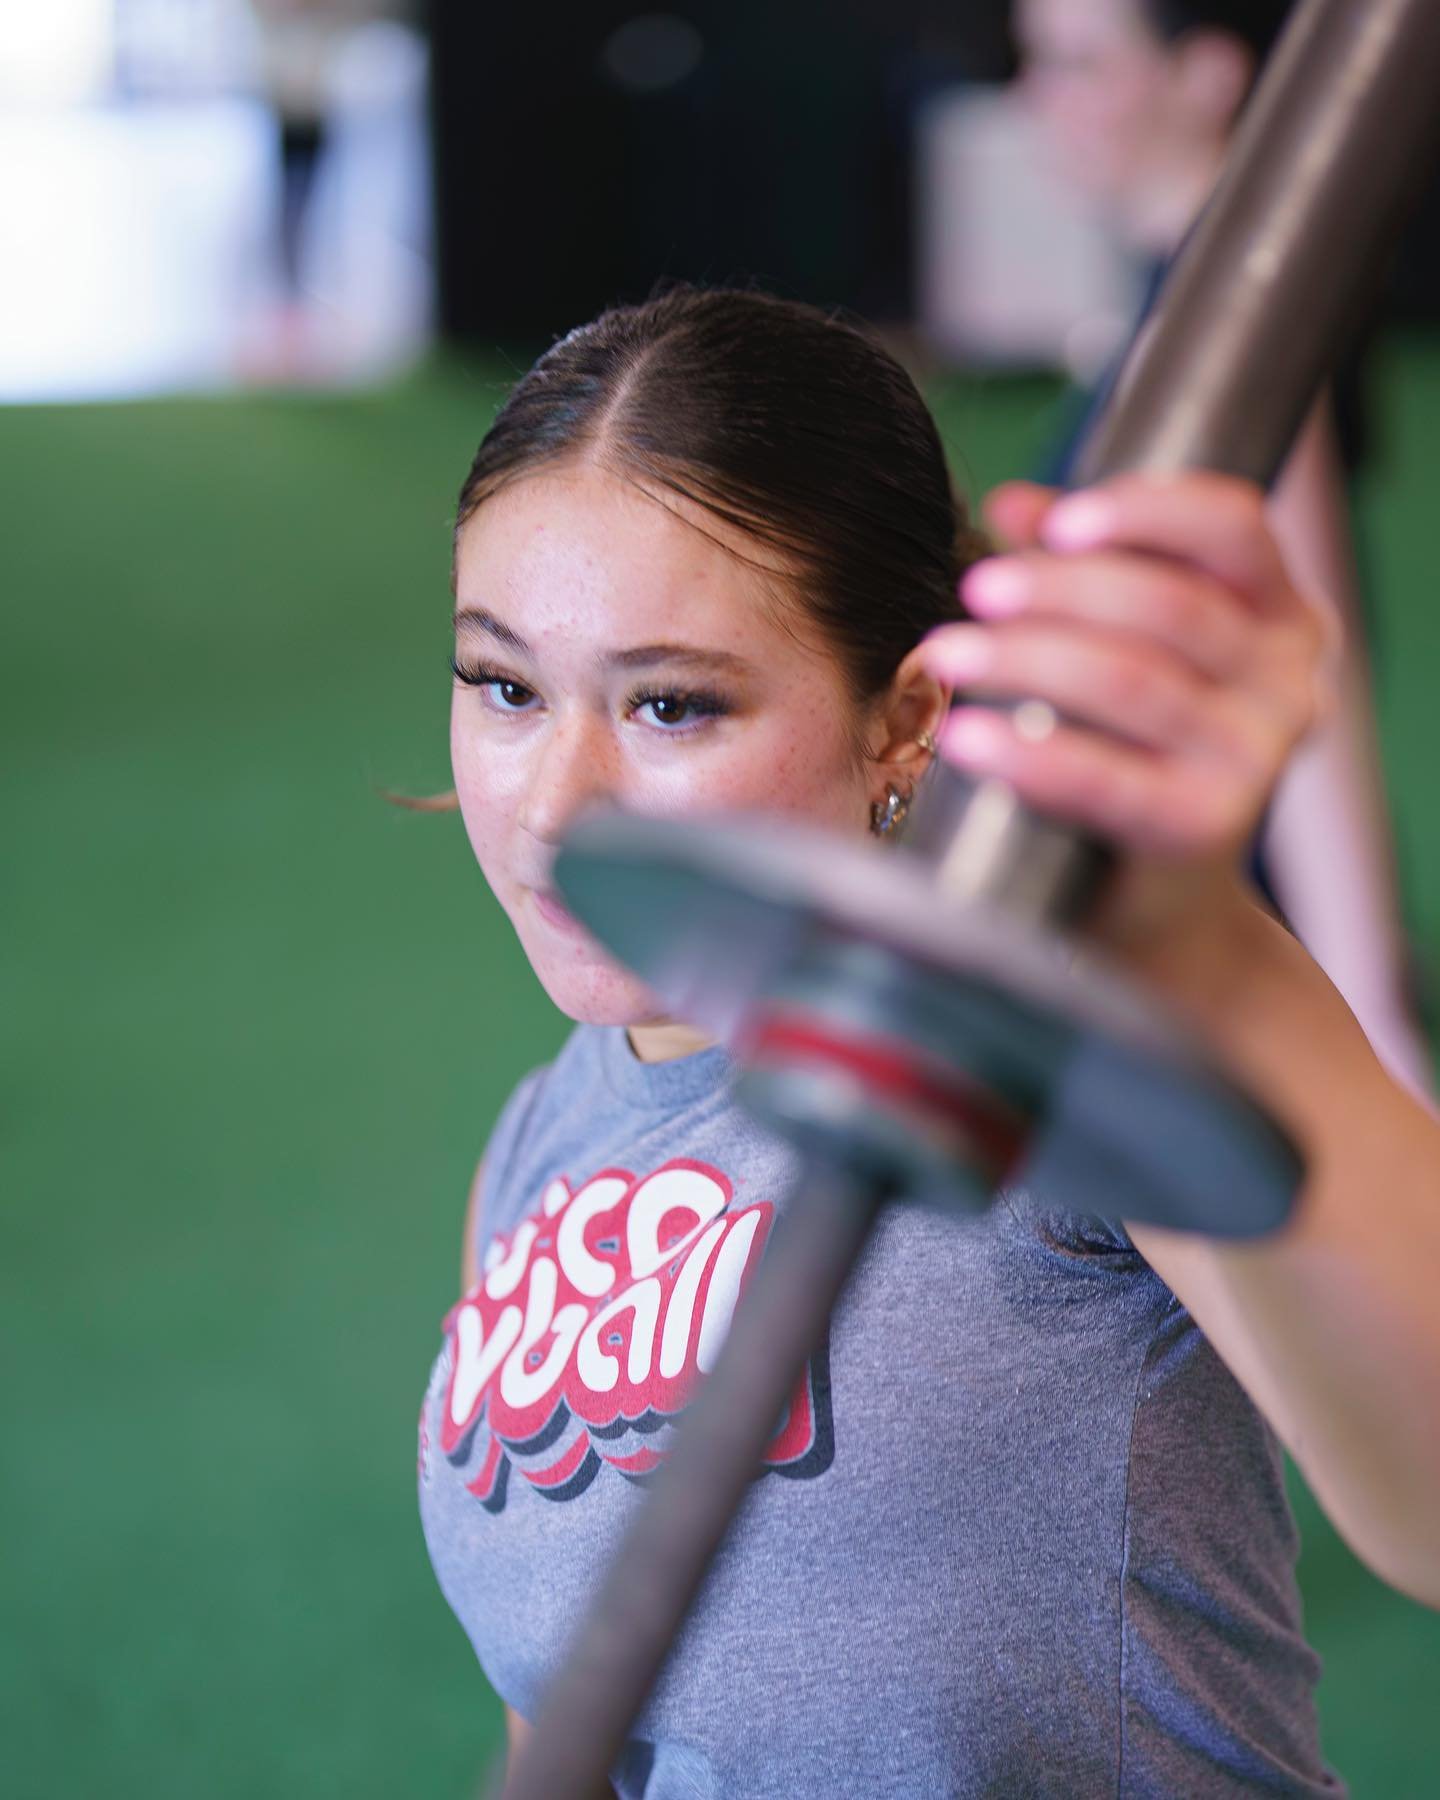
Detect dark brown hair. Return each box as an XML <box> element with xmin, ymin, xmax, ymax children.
<box><xmin>1143</xmin><ymin>0</ymin><xmax>1291</xmax><ymax>63</ymax></box>
<box><xmin>455</xmin><ymin>285</ymin><xmax>984</xmax><ymax>705</ymax></box>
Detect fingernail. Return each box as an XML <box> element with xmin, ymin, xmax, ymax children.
<box><xmin>1043</xmin><ymin>493</ymin><xmax>1115</xmax><ymax>550</ymax></box>
<box><xmin>939</xmin><ymin>708</ymin><xmax>1009</xmax><ymax>765</ymax></box>
<box><xmin>924</xmin><ymin>624</ymin><xmax>992</xmax><ymax>680</ymax></box>
<box><xmin>962</xmin><ymin>558</ymin><xmax>1030</xmax><ymax>616</ymax></box>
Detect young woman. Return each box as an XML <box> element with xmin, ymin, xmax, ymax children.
<box><xmin>417</xmin><ymin>287</ymin><xmax>1440</xmax><ymax>1797</ymax></box>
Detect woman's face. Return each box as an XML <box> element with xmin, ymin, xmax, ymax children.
<box><xmin>451</xmin><ymin>461</ymin><xmax>878</xmax><ymax>1027</ymax></box>
<box><xmin>1015</xmin><ymin>0</ymin><xmax>1182</xmax><ymax>208</ymax></box>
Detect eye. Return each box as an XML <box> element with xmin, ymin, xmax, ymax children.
<box><xmin>451</xmin><ymin>657</ymin><xmax>539</xmax><ymax>713</ymax></box>
<box><xmin>630</xmin><ymin>687</ymin><xmax>729</xmax><ymax>733</ymax></box>
<box><xmin>641</xmin><ymin>694</ymin><xmax>693</xmax><ymax>727</ymax></box>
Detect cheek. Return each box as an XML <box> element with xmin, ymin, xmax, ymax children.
<box><xmin>451</xmin><ymin>704</ymin><xmax>660</xmax><ymax>1025</ymax></box>
<box><xmin>654</xmin><ymin>713</ymin><xmax>869</xmax><ymax>835</ymax></box>
<box><xmin>450</xmin><ymin>703</ymin><xmax>523</xmax><ymax>890</ymax></box>
<box><xmin>518</xmin><ymin>930</ymin><xmax>668</xmax><ymax>1029</ymax></box>
<box><xmin>1033</xmin><ymin>68</ymin><xmax>1154</xmax><ymax>172</ymax></box>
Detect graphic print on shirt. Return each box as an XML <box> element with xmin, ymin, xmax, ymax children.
<box><xmin>435</xmin><ymin>1157</ymin><xmax>834</xmax><ymax>1510</ymax></box>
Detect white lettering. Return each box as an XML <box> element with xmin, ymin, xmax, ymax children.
<box><xmin>499</xmin><ymin>1257</ymin><xmax>588</xmax><ymax>1408</ymax></box>
<box><xmin>575</xmin><ymin>1278</ymin><xmax>662</xmax><ymax>1393</ymax></box>
<box><xmin>556</xmin><ymin>1174</ymin><xmax>629</xmax><ymax>1297</ymax></box>
<box><xmin>450</xmin><ymin>1300</ymin><xmax>522</xmax><ymax>1425</ymax></box>
<box><xmin>485</xmin><ymin>1220</ymin><xmax>539</xmax><ymax>1299</ymax></box>
<box><xmin>659</xmin><ymin>1220</ymin><xmax>727</xmax><ymax>1378</ymax></box>
<box><xmin>696</xmin><ymin>1209</ymin><xmax>764</xmax><ymax>1373</ymax></box>
<box><xmin>627</xmin><ymin>1166</ymin><xmax>728</xmax><ymax>1281</ymax></box>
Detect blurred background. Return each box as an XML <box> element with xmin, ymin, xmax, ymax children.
<box><xmin>4</xmin><ymin>1</ymin><xmax>1439</xmax><ymax>1793</ymax></box>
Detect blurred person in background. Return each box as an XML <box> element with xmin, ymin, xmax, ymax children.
<box><xmin>1015</xmin><ymin>0</ymin><xmax>1434</xmax><ymax>1100</ymax></box>
<box><xmin>245</xmin><ymin>0</ymin><xmax>414</xmax><ymax>378</ymax></box>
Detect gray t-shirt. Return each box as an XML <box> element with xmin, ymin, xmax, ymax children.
<box><xmin>418</xmin><ymin>1024</ymin><xmax>1343</xmax><ymax>1797</ymax></box>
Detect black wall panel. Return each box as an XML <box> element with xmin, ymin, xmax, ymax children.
<box><xmin>426</xmin><ymin>1</ymin><xmax>1012</xmax><ymax>345</ymax></box>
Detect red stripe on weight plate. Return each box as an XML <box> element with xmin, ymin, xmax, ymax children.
<box><xmin>746</xmin><ymin>1011</ymin><xmax>1030</xmax><ymax>1177</ymax></box>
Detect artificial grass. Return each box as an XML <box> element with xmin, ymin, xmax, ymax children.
<box><xmin>3</xmin><ymin>347</ymin><xmax>1437</xmax><ymax>1797</ymax></box>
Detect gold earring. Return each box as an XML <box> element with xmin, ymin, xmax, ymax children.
<box><xmin>916</xmin><ymin>730</ymin><xmax>938</xmax><ymax>755</ymax></box>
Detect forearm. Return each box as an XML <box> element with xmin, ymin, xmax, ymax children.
<box><xmin>1121</xmin><ymin>889</ymin><xmax>1440</xmax><ymax>1604</ymax></box>
<box><xmin>1263</xmin><ymin>396</ymin><xmax>1432</xmax><ymax>1095</ymax></box>
<box><xmin>1262</xmin><ymin>675</ymin><xmax>1432</xmax><ymax>1100</ymax></box>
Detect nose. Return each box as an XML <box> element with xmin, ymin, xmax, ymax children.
<box><xmin>518</xmin><ymin>711</ymin><xmax>621</xmax><ymax>848</ymax></box>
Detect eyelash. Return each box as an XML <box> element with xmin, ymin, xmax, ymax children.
<box><xmin>449</xmin><ymin>657</ymin><xmax>731</xmax><ymax>734</ymax></box>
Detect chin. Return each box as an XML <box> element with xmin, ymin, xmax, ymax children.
<box><xmin>542</xmin><ymin>972</ymin><xmax>664</xmax><ymax>1028</ymax></box>
<box><xmin>511</xmin><ymin>911</ymin><xmax>663</xmax><ymax>1029</ymax></box>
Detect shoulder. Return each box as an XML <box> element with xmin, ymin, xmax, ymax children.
<box><xmin>484</xmin><ymin>1059</ymin><xmax>558</xmax><ymax>1171</ymax></box>
<box><xmin>457</xmin><ymin>1057</ymin><xmax>560</xmax><ymax>1293</ymax></box>
<box><xmin>458</xmin><ymin>1026</ymin><xmax>613</xmax><ymax>1290</ymax></box>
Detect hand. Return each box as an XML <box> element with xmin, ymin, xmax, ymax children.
<box><xmin>917</xmin><ymin>473</ymin><xmax>1335</xmax><ymax>956</ymax></box>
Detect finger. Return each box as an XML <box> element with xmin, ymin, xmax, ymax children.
<box><xmin>981</xmin><ymin>481</ymin><xmax>1056</xmax><ymax>551</ymax></box>
<box><xmin>937</xmin><ymin>706</ymin><xmax>1256</xmax><ymax>858</ymax></box>
<box><xmin>921</xmin><ymin>619</ymin><xmax>1276</xmax><ymax>763</ymax></box>
<box><xmin>1040</xmin><ymin>472</ymin><xmax>1298</xmax><ymax>616</ymax></box>
<box><xmin>961</xmin><ymin>549</ymin><xmax>1255</xmax><ymax>684</ymax></box>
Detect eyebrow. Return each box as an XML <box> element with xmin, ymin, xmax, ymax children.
<box><xmin>452</xmin><ymin>605</ymin><xmax>756</xmax><ymax>676</ymax></box>
<box><xmin>452</xmin><ymin>606</ymin><xmax>530</xmax><ymax>653</ymax></box>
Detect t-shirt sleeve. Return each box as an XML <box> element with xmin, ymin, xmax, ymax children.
<box><xmin>468</xmin><ymin>1063</ymin><xmax>552</xmax><ymax>1275</ymax></box>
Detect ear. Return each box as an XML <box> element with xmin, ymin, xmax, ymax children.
<box><xmin>864</xmin><ymin>643</ymin><xmax>951</xmax><ymax>798</ymax></box>
<box><xmin>1172</xmin><ymin>29</ymin><xmax>1254</xmax><ymax>134</ymax></box>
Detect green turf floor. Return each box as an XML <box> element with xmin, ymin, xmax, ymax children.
<box><xmin>3</xmin><ymin>345</ymin><xmax>1438</xmax><ymax>1797</ymax></box>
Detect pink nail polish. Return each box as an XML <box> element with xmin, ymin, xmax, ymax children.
<box><xmin>1043</xmin><ymin>494</ymin><xmax>1114</xmax><ymax>550</ymax></box>
<box><xmin>963</xmin><ymin>559</ymin><xmax>1029</xmax><ymax>616</ymax></box>
<box><xmin>928</xmin><ymin>626</ymin><xmax>992</xmax><ymax>680</ymax></box>
<box><xmin>940</xmin><ymin>709</ymin><xmax>1008</xmax><ymax>764</ymax></box>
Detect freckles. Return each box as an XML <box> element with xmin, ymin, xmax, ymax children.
<box><xmin>658</xmin><ymin>707</ymin><xmax>860</xmax><ymax>824</ymax></box>
<box><xmin>518</xmin><ymin>918</ymin><xmax>663</xmax><ymax>1027</ymax></box>
<box><xmin>692</xmin><ymin>765</ymin><xmax>762</xmax><ymax>806</ymax></box>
